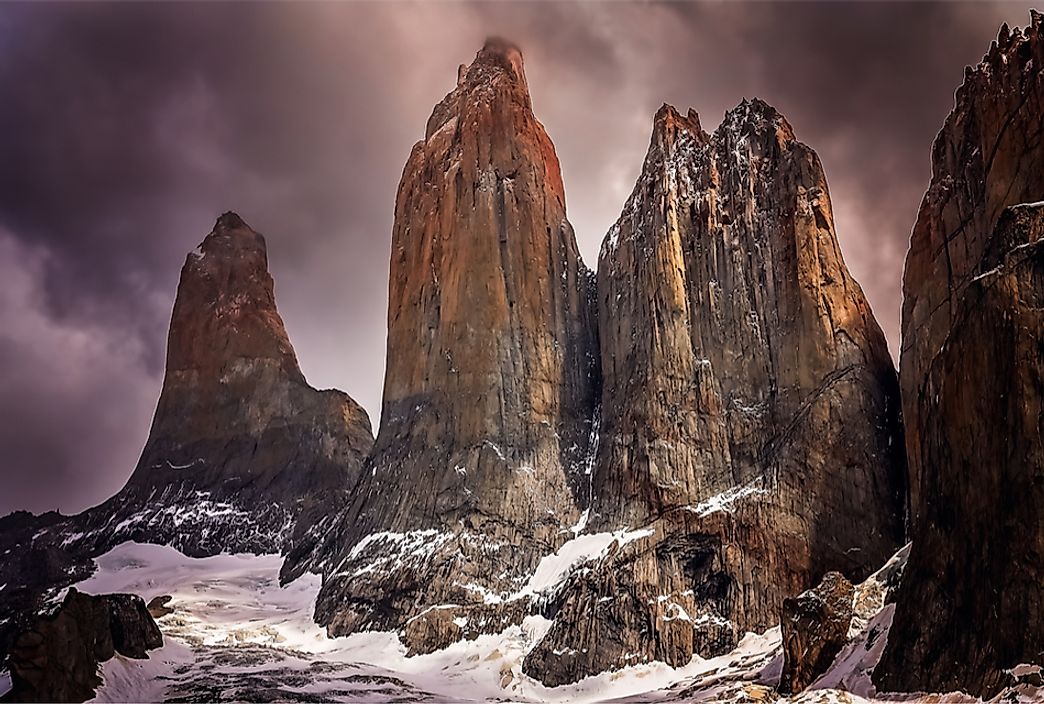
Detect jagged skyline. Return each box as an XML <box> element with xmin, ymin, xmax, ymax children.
<box><xmin>0</xmin><ymin>1</ymin><xmax>1038</xmax><ymax>514</ymax></box>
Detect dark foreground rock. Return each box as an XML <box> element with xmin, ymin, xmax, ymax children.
<box><xmin>876</xmin><ymin>14</ymin><xmax>1044</xmax><ymax>698</ymax></box>
<box><xmin>3</xmin><ymin>588</ymin><xmax>162</xmax><ymax>703</ymax></box>
<box><xmin>779</xmin><ymin>572</ymin><xmax>854</xmax><ymax>695</ymax></box>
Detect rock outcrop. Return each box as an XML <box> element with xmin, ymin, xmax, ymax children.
<box><xmin>3</xmin><ymin>588</ymin><xmax>162</xmax><ymax>703</ymax></box>
<box><xmin>524</xmin><ymin>101</ymin><xmax>906</xmax><ymax>684</ymax></box>
<box><xmin>297</xmin><ymin>38</ymin><xmax>599</xmax><ymax>643</ymax></box>
<box><xmin>877</xmin><ymin>16</ymin><xmax>1044</xmax><ymax>695</ymax></box>
<box><xmin>74</xmin><ymin>212</ymin><xmax>374</xmax><ymax>557</ymax></box>
<box><xmin>779</xmin><ymin>572</ymin><xmax>855</xmax><ymax>695</ymax></box>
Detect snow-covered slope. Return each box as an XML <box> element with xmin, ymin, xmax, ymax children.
<box><xmin>58</xmin><ymin>542</ymin><xmax>1040</xmax><ymax>704</ymax></box>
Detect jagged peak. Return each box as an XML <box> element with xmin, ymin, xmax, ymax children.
<box><xmin>648</xmin><ymin>103</ymin><xmax>708</xmax><ymax>163</ymax></box>
<box><xmin>196</xmin><ymin>211</ymin><xmax>266</xmax><ymax>261</ymax></box>
<box><xmin>957</xmin><ymin>10</ymin><xmax>1041</xmax><ymax>103</ymax></box>
<box><xmin>425</xmin><ymin>38</ymin><xmax>530</xmax><ymax>140</ymax></box>
<box><xmin>717</xmin><ymin>97</ymin><xmax>794</xmax><ymax>143</ymax></box>
<box><xmin>213</xmin><ymin>211</ymin><xmax>250</xmax><ymax>233</ymax></box>
<box><xmin>653</xmin><ymin>103</ymin><xmax>704</xmax><ymax>136</ymax></box>
<box><xmin>463</xmin><ymin>36</ymin><xmax>526</xmax><ymax>87</ymax></box>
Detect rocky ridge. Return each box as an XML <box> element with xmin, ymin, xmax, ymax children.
<box><xmin>877</xmin><ymin>13</ymin><xmax>1044</xmax><ymax>695</ymax></box>
<box><xmin>2</xmin><ymin>588</ymin><xmax>162</xmax><ymax>703</ymax></box>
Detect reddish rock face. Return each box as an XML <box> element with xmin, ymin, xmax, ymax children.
<box><xmin>305</xmin><ymin>39</ymin><xmax>599</xmax><ymax>637</ymax></box>
<box><xmin>76</xmin><ymin>213</ymin><xmax>374</xmax><ymax>557</ymax></box>
<box><xmin>877</xmin><ymin>14</ymin><xmax>1044</xmax><ymax>697</ymax></box>
<box><xmin>525</xmin><ymin>100</ymin><xmax>906</xmax><ymax>685</ymax></box>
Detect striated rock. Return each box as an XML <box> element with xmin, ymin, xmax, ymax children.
<box><xmin>592</xmin><ymin>99</ymin><xmax>906</xmax><ymax>550</ymax></box>
<box><xmin>73</xmin><ymin>212</ymin><xmax>374</xmax><ymax>557</ymax></box>
<box><xmin>876</xmin><ymin>15</ymin><xmax>1044</xmax><ymax>698</ymax></box>
<box><xmin>300</xmin><ymin>39</ymin><xmax>599</xmax><ymax>641</ymax></box>
<box><xmin>779</xmin><ymin>571</ymin><xmax>854</xmax><ymax>695</ymax></box>
<box><xmin>525</xmin><ymin>100</ymin><xmax>906</xmax><ymax>684</ymax></box>
<box><xmin>3</xmin><ymin>588</ymin><xmax>162</xmax><ymax>703</ymax></box>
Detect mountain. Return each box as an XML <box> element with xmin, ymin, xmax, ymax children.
<box><xmin>70</xmin><ymin>212</ymin><xmax>374</xmax><ymax>558</ymax></box>
<box><xmin>523</xmin><ymin>101</ymin><xmax>907</xmax><ymax>685</ymax></box>
<box><xmin>875</xmin><ymin>13</ymin><xmax>1044</xmax><ymax>697</ymax></box>
<box><xmin>0</xmin><ymin>213</ymin><xmax>374</xmax><ymax>663</ymax></box>
<box><xmin>292</xmin><ymin>38</ymin><xmax>600</xmax><ymax>646</ymax></box>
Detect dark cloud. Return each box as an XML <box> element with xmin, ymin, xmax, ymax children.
<box><xmin>0</xmin><ymin>1</ymin><xmax>1036</xmax><ymax>514</ymax></box>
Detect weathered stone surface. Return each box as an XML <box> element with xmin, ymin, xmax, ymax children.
<box><xmin>302</xmin><ymin>39</ymin><xmax>599</xmax><ymax>641</ymax></box>
<box><xmin>146</xmin><ymin>595</ymin><xmax>174</xmax><ymax>619</ymax></box>
<box><xmin>3</xmin><ymin>588</ymin><xmax>162</xmax><ymax>703</ymax></box>
<box><xmin>74</xmin><ymin>213</ymin><xmax>374</xmax><ymax>558</ymax></box>
<box><xmin>592</xmin><ymin>100</ymin><xmax>905</xmax><ymax>547</ymax></box>
<box><xmin>526</xmin><ymin>100</ymin><xmax>906</xmax><ymax>685</ymax></box>
<box><xmin>779</xmin><ymin>572</ymin><xmax>854</xmax><ymax>695</ymax></box>
<box><xmin>875</xmin><ymin>15</ymin><xmax>1044</xmax><ymax>698</ymax></box>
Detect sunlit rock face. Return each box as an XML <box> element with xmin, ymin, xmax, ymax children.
<box><xmin>524</xmin><ymin>101</ymin><xmax>907</xmax><ymax>685</ymax></box>
<box><xmin>301</xmin><ymin>38</ymin><xmax>600</xmax><ymax>641</ymax></box>
<box><xmin>76</xmin><ymin>212</ymin><xmax>374</xmax><ymax>557</ymax></box>
<box><xmin>876</xmin><ymin>14</ymin><xmax>1044</xmax><ymax>697</ymax></box>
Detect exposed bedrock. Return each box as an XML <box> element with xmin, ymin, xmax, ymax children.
<box><xmin>876</xmin><ymin>15</ymin><xmax>1044</xmax><ymax>698</ymax></box>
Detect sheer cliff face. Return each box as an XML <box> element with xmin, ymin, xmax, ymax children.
<box><xmin>593</xmin><ymin>101</ymin><xmax>906</xmax><ymax>550</ymax></box>
<box><xmin>363</xmin><ymin>38</ymin><xmax>598</xmax><ymax>535</ymax></box>
<box><xmin>78</xmin><ymin>213</ymin><xmax>374</xmax><ymax>557</ymax></box>
<box><xmin>877</xmin><ymin>15</ymin><xmax>1044</xmax><ymax>697</ymax></box>
<box><xmin>524</xmin><ymin>102</ymin><xmax>907</xmax><ymax>686</ymax></box>
<box><xmin>306</xmin><ymin>39</ymin><xmax>599</xmax><ymax>637</ymax></box>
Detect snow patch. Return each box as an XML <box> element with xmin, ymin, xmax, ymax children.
<box><xmin>687</xmin><ymin>478</ymin><xmax>767</xmax><ymax>517</ymax></box>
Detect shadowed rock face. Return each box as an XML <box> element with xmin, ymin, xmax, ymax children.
<box><xmin>524</xmin><ymin>101</ymin><xmax>906</xmax><ymax>686</ymax></box>
<box><xmin>302</xmin><ymin>38</ymin><xmax>599</xmax><ymax>639</ymax></box>
<box><xmin>877</xmin><ymin>15</ymin><xmax>1044</xmax><ymax>696</ymax></box>
<box><xmin>779</xmin><ymin>572</ymin><xmax>855</xmax><ymax>695</ymax></box>
<box><xmin>3</xmin><ymin>588</ymin><xmax>162</xmax><ymax>703</ymax></box>
<box><xmin>75</xmin><ymin>213</ymin><xmax>374</xmax><ymax>558</ymax></box>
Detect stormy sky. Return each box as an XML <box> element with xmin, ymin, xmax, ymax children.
<box><xmin>0</xmin><ymin>1</ymin><xmax>1036</xmax><ymax>515</ymax></box>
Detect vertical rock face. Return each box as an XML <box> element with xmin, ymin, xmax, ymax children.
<box><xmin>305</xmin><ymin>39</ymin><xmax>599</xmax><ymax>638</ymax></box>
<box><xmin>77</xmin><ymin>212</ymin><xmax>374</xmax><ymax>557</ymax></box>
<box><xmin>525</xmin><ymin>101</ymin><xmax>906</xmax><ymax>685</ymax></box>
<box><xmin>876</xmin><ymin>15</ymin><xmax>1044</xmax><ymax>697</ymax></box>
<box><xmin>592</xmin><ymin>101</ymin><xmax>905</xmax><ymax>542</ymax></box>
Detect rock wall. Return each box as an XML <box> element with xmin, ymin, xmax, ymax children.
<box><xmin>877</xmin><ymin>18</ymin><xmax>1044</xmax><ymax>692</ymax></box>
